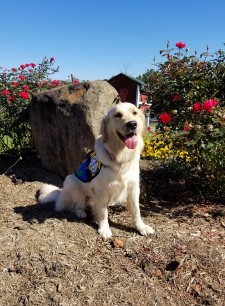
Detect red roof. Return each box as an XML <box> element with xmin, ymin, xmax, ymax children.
<box><xmin>139</xmin><ymin>105</ymin><xmax>150</xmax><ymax>111</ymax></box>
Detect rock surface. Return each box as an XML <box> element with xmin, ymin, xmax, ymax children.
<box><xmin>30</xmin><ymin>81</ymin><xmax>119</xmax><ymax>177</ymax></box>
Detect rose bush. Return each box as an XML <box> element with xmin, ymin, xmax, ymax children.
<box><xmin>141</xmin><ymin>42</ymin><xmax>225</xmax><ymax>197</ymax></box>
<box><xmin>0</xmin><ymin>57</ymin><xmax>61</xmax><ymax>154</ymax></box>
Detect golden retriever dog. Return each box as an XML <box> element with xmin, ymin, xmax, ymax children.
<box><xmin>38</xmin><ymin>102</ymin><xmax>154</xmax><ymax>239</ymax></box>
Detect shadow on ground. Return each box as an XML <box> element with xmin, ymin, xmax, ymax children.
<box><xmin>0</xmin><ymin>153</ymin><xmax>63</xmax><ymax>186</ymax></box>
<box><xmin>1</xmin><ymin>154</ymin><xmax>224</xmax><ymax>224</ymax></box>
<box><xmin>140</xmin><ymin>161</ymin><xmax>225</xmax><ymax>221</ymax></box>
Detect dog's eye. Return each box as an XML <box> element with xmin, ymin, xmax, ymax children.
<box><xmin>114</xmin><ymin>112</ymin><xmax>123</xmax><ymax>118</ymax></box>
<box><xmin>133</xmin><ymin>111</ymin><xmax>137</xmax><ymax>115</ymax></box>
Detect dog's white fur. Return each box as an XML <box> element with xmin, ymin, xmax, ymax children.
<box><xmin>39</xmin><ymin>102</ymin><xmax>154</xmax><ymax>239</ymax></box>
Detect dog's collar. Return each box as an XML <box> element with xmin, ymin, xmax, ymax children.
<box><xmin>105</xmin><ymin>147</ymin><xmax>115</xmax><ymax>161</ymax></box>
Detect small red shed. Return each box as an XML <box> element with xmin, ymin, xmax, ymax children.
<box><xmin>108</xmin><ymin>73</ymin><xmax>147</xmax><ymax>106</ymax></box>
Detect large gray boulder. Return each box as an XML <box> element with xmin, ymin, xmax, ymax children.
<box><xmin>30</xmin><ymin>81</ymin><xmax>119</xmax><ymax>177</ymax></box>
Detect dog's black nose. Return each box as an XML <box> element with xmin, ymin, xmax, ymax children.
<box><xmin>126</xmin><ymin>120</ymin><xmax>137</xmax><ymax>130</ymax></box>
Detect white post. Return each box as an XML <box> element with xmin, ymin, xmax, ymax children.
<box><xmin>135</xmin><ymin>85</ymin><xmax>140</xmax><ymax>107</ymax></box>
<box><xmin>146</xmin><ymin>112</ymin><xmax>150</xmax><ymax>127</ymax></box>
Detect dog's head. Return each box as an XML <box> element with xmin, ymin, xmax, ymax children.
<box><xmin>101</xmin><ymin>102</ymin><xmax>145</xmax><ymax>150</ymax></box>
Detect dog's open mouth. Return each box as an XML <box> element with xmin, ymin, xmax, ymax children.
<box><xmin>117</xmin><ymin>132</ymin><xmax>138</xmax><ymax>149</ymax></box>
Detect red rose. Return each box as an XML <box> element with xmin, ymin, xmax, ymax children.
<box><xmin>184</xmin><ymin>124</ymin><xmax>190</xmax><ymax>131</ymax></box>
<box><xmin>211</xmin><ymin>99</ymin><xmax>218</xmax><ymax>107</ymax></box>
<box><xmin>19</xmin><ymin>75</ymin><xmax>25</xmax><ymax>80</ymax></box>
<box><xmin>73</xmin><ymin>79</ymin><xmax>79</xmax><ymax>84</ymax></box>
<box><xmin>51</xmin><ymin>80</ymin><xmax>60</xmax><ymax>86</ymax></box>
<box><xmin>172</xmin><ymin>94</ymin><xmax>181</xmax><ymax>102</ymax></box>
<box><xmin>50</xmin><ymin>57</ymin><xmax>55</xmax><ymax>62</ymax></box>
<box><xmin>20</xmin><ymin>64</ymin><xmax>25</xmax><ymax>69</ymax></box>
<box><xmin>193</xmin><ymin>103</ymin><xmax>201</xmax><ymax>112</ymax></box>
<box><xmin>20</xmin><ymin>91</ymin><xmax>29</xmax><ymax>100</ymax></box>
<box><xmin>23</xmin><ymin>85</ymin><xmax>29</xmax><ymax>91</ymax></box>
<box><xmin>30</xmin><ymin>63</ymin><xmax>36</xmax><ymax>68</ymax></box>
<box><xmin>176</xmin><ymin>42</ymin><xmax>186</xmax><ymax>49</ymax></box>
<box><xmin>1</xmin><ymin>89</ymin><xmax>10</xmax><ymax>96</ymax></box>
<box><xmin>202</xmin><ymin>99</ymin><xmax>218</xmax><ymax>112</ymax></box>
<box><xmin>8</xmin><ymin>95</ymin><xmax>15</xmax><ymax>102</ymax></box>
<box><xmin>147</xmin><ymin>127</ymin><xmax>151</xmax><ymax>132</ymax></box>
<box><xmin>159</xmin><ymin>112</ymin><xmax>172</xmax><ymax>124</ymax></box>
<box><xmin>12</xmin><ymin>81</ymin><xmax>19</xmax><ymax>87</ymax></box>
<box><xmin>11</xmin><ymin>68</ymin><xmax>17</xmax><ymax>72</ymax></box>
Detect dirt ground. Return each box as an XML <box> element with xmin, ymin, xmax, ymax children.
<box><xmin>0</xmin><ymin>155</ymin><xmax>224</xmax><ymax>306</ymax></box>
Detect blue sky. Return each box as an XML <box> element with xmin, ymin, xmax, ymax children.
<box><xmin>1</xmin><ymin>0</ymin><xmax>225</xmax><ymax>81</ymax></box>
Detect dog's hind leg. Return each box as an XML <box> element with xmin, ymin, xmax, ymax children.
<box><xmin>55</xmin><ymin>186</ymin><xmax>87</xmax><ymax>218</ymax></box>
<box><xmin>70</xmin><ymin>184</ymin><xmax>87</xmax><ymax>218</ymax></box>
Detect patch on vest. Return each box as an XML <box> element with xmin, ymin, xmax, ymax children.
<box><xmin>75</xmin><ymin>150</ymin><xmax>102</xmax><ymax>182</ymax></box>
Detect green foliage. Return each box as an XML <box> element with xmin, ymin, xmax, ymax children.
<box><xmin>141</xmin><ymin>42</ymin><xmax>225</xmax><ymax>197</ymax></box>
<box><xmin>137</xmin><ymin>69</ymin><xmax>159</xmax><ymax>95</ymax></box>
<box><xmin>0</xmin><ymin>58</ymin><xmax>60</xmax><ymax>155</ymax></box>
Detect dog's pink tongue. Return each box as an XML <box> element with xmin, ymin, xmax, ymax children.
<box><xmin>124</xmin><ymin>134</ymin><xmax>138</xmax><ymax>149</ymax></box>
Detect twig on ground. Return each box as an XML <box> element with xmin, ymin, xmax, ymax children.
<box><xmin>3</xmin><ymin>157</ymin><xmax>22</xmax><ymax>175</ymax></box>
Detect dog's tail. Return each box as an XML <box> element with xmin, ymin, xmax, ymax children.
<box><xmin>38</xmin><ymin>184</ymin><xmax>61</xmax><ymax>204</ymax></box>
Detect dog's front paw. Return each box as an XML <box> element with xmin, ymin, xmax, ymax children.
<box><xmin>136</xmin><ymin>223</ymin><xmax>155</xmax><ymax>236</ymax></box>
<box><xmin>98</xmin><ymin>226</ymin><xmax>112</xmax><ymax>240</ymax></box>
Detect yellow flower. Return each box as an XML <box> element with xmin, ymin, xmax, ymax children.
<box><xmin>142</xmin><ymin>133</ymin><xmax>192</xmax><ymax>162</ymax></box>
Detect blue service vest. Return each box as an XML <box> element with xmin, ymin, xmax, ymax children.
<box><xmin>75</xmin><ymin>150</ymin><xmax>102</xmax><ymax>182</ymax></box>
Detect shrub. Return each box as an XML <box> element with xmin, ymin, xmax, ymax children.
<box><xmin>0</xmin><ymin>57</ymin><xmax>60</xmax><ymax>154</ymax></box>
<box><xmin>143</xmin><ymin>42</ymin><xmax>225</xmax><ymax>197</ymax></box>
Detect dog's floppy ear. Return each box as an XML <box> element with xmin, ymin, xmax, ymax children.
<box><xmin>100</xmin><ymin>115</ymin><xmax>109</xmax><ymax>142</ymax></box>
<box><xmin>139</xmin><ymin>109</ymin><xmax>146</xmax><ymax>139</ymax></box>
